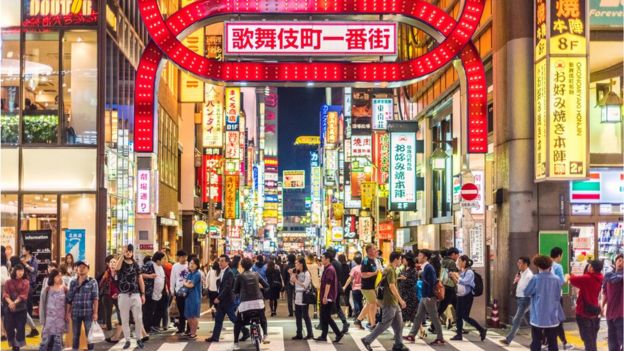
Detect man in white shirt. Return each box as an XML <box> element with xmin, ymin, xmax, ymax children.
<box><xmin>501</xmin><ymin>256</ymin><xmax>534</xmax><ymax>345</ymax></box>
<box><xmin>170</xmin><ymin>250</ymin><xmax>189</xmax><ymax>334</ymax></box>
<box><xmin>151</xmin><ymin>252</ymin><xmax>167</xmax><ymax>332</ymax></box>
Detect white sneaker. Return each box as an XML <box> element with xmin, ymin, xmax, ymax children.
<box><xmin>233</xmin><ymin>343</ymin><xmax>240</xmax><ymax>350</ymax></box>
<box><xmin>563</xmin><ymin>344</ymin><xmax>574</xmax><ymax>350</ymax></box>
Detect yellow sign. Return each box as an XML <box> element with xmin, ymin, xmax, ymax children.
<box><xmin>193</xmin><ymin>220</ymin><xmax>208</xmax><ymax>234</ymax></box>
<box><xmin>534</xmin><ymin>0</ymin><xmax>588</xmax><ymax>180</ymax></box>
<box><xmin>294</xmin><ymin>136</ymin><xmax>320</xmax><ymax>145</ymax></box>
<box><xmin>361</xmin><ymin>182</ymin><xmax>377</xmax><ymax>209</ymax></box>
<box><xmin>203</xmin><ymin>85</ymin><xmax>224</xmax><ymax>148</ymax></box>
<box><xmin>179</xmin><ymin>23</ymin><xmax>204</xmax><ymax>102</ymax></box>
<box><xmin>224</xmin><ymin>175</ymin><xmax>239</xmax><ymax>219</ymax></box>
<box><xmin>283</xmin><ymin>170</ymin><xmax>305</xmax><ymax>189</ymax></box>
<box><xmin>326</xmin><ymin>111</ymin><xmax>339</xmax><ymax>146</ymax></box>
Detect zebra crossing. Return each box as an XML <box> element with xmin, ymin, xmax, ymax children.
<box><xmin>93</xmin><ymin>321</ymin><xmax>531</xmax><ymax>351</ymax></box>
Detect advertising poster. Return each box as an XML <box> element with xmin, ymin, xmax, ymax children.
<box><xmin>1</xmin><ymin>228</ymin><xmax>16</xmax><ymax>258</ymax></box>
<box><xmin>203</xmin><ymin>84</ymin><xmax>224</xmax><ymax>148</ymax></box>
<box><xmin>358</xmin><ymin>216</ymin><xmax>373</xmax><ymax>243</ymax></box>
<box><xmin>361</xmin><ymin>181</ymin><xmax>377</xmax><ymax>209</ymax></box>
<box><xmin>283</xmin><ymin>170</ymin><xmax>306</xmax><ymax>189</ymax></box>
<box><xmin>22</xmin><ymin>229</ymin><xmax>52</xmax><ymax>295</ymax></box>
<box><xmin>469</xmin><ymin>223</ymin><xmax>484</xmax><ymax>267</ymax></box>
<box><xmin>202</xmin><ymin>155</ymin><xmax>223</xmax><ymax>203</ymax></box>
<box><xmin>350</xmin><ymin>169</ymin><xmax>371</xmax><ymax>197</ymax></box>
<box><xmin>351</xmin><ymin>135</ymin><xmax>372</xmax><ymax>158</ymax></box>
<box><xmin>65</xmin><ymin>229</ymin><xmax>86</xmax><ymax>261</ymax></box>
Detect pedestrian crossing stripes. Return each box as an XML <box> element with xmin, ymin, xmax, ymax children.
<box><xmin>88</xmin><ymin>325</ymin><xmax>531</xmax><ymax>351</ymax></box>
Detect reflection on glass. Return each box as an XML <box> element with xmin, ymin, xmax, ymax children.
<box><xmin>21</xmin><ymin>194</ymin><xmax>58</xmax><ymax>259</ymax></box>
<box><xmin>61</xmin><ymin>194</ymin><xmax>95</xmax><ymax>268</ymax></box>
<box><xmin>63</xmin><ymin>31</ymin><xmax>98</xmax><ymax>145</ymax></box>
<box><xmin>1</xmin><ymin>32</ymin><xmax>20</xmax><ymax>144</ymax></box>
<box><xmin>1</xmin><ymin>194</ymin><xmax>18</xmax><ymax>259</ymax></box>
<box><xmin>23</xmin><ymin>32</ymin><xmax>60</xmax><ymax>144</ymax></box>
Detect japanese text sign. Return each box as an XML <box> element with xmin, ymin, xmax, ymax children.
<box><xmin>283</xmin><ymin>170</ymin><xmax>306</xmax><ymax>189</ymax></box>
<box><xmin>203</xmin><ymin>85</ymin><xmax>224</xmax><ymax>148</ymax></box>
<box><xmin>225</xmin><ymin>87</ymin><xmax>240</xmax><ymax>131</ymax></box>
<box><xmin>534</xmin><ymin>0</ymin><xmax>588</xmax><ymax>180</ymax></box>
<box><xmin>351</xmin><ymin>135</ymin><xmax>372</xmax><ymax>158</ymax></box>
<box><xmin>372</xmin><ymin>98</ymin><xmax>393</xmax><ymax>130</ymax></box>
<box><xmin>388</xmin><ymin>121</ymin><xmax>417</xmax><ymax>211</ymax></box>
<box><xmin>202</xmin><ymin>155</ymin><xmax>223</xmax><ymax>203</ymax></box>
<box><xmin>225</xmin><ymin>22</ymin><xmax>397</xmax><ymax>56</ymax></box>
<box><xmin>372</xmin><ymin>132</ymin><xmax>390</xmax><ymax>183</ymax></box>
<box><xmin>225</xmin><ymin>131</ymin><xmax>241</xmax><ymax>159</ymax></box>
<box><xmin>137</xmin><ymin>170</ymin><xmax>151</xmax><ymax>214</ymax></box>
<box><xmin>23</xmin><ymin>0</ymin><xmax>97</xmax><ymax>27</ymax></box>
<box><xmin>224</xmin><ymin>175</ymin><xmax>239</xmax><ymax>219</ymax></box>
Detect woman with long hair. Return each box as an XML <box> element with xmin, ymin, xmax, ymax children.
<box><xmin>64</xmin><ymin>253</ymin><xmax>75</xmax><ymax>277</ymax></box>
<box><xmin>3</xmin><ymin>264</ymin><xmax>29</xmax><ymax>351</ymax></box>
<box><xmin>291</xmin><ymin>257</ymin><xmax>314</xmax><ymax>340</ymax></box>
<box><xmin>450</xmin><ymin>255</ymin><xmax>487</xmax><ymax>341</ymax></box>
<box><xmin>99</xmin><ymin>255</ymin><xmax>120</xmax><ymax>331</ymax></box>
<box><xmin>398</xmin><ymin>253</ymin><xmax>419</xmax><ymax>324</ymax></box>
<box><xmin>1</xmin><ymin>246</ymin><xmax>9</xmax><ymax>341</ymax></box>
<box><xmin>266</xmin><ymin>260</ymin><xmax>283</xmax><ymax>316</ymax></box>
<box><xmin>183</xmin><ymin>257</ymin><xmax>202</xmax><ymax>339</ymax></box>
<box><xmin>305</xmin><ymin>254</ymin><xmax>320</xmax><ymax>319</ymax></box>
<box><xmin>39</xmin><ymin>270</ymin><xmax>68</xmax><ymax>351</ymax></box>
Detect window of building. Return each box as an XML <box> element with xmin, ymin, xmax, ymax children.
<box><xmin>158</xmin><ymin>106</ymin><xmax>179</xmax><ymax>189</ymax></box>
<box><xmin>61</xmin><ymin>194</ymin><xmax>96</xmax><ymax>269</ymax></box>
<box><xmin>0</xmin><ymin>0</ymin><xmax>20</xmax><ymax>28</ymax></box>
<box><xmin>1</xmin><ymin>194</ymin><xmax>18</xmax><ymax>259</ymax></box>
<box><xmin>1</xmin><ymin>31</ymin><xmax>21</xmax><ymax>144</ymax></box>
<box><xmin>1</xmin><ymin>148</ymin><xmax>19</xmax><ymax>192</ymax></box>
<box><xmin>22</xmin><ymin>32</ymin><xmax>60</xmax><ymax>144</ymax></box>
<box><xmin>21</xmin><ymin>194</ymin><xmax>59</xmax><ymax>261</ymax></box>
<box><xmin>62</xmin><ymin>30</ymin><xmax>98</xmax><ymax>144</ymax></box>
<box><xmin>22</xmin><ymin>148</ymin><xmax>97</xmax><ymax>191</ymax></box>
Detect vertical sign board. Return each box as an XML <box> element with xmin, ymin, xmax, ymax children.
<box><xmin>372</xmin><ymin>131</ymin><xmax>390</xmax><ymax>184</ymax></box>
<box><xmin>179</xmin><ymin>6</ymin><xmax>205</xmax><ymax>103</ymax></box>
<box><xmin>539</xmin><ymin>231</ymin><xmax>570</xmax><ymax>294</ymax></box>
<box><xmin>264</xmin><ymin>87</ymin><xmax>278</xmax><ymax>155</ymax></box>
<box><xmin>203</xmin><ymin>85</ymin><xmax>224</xmax><ymax>148</ymax></box>
<box><xmin>22</xmin><ymin>230</ymin><xmax>52</xmax><ymax>297</ymax></box>
<box><xmin>137</xmin><ymin>170</ymin><xmax>151</xmax><ymax>214</ymax></box>
<box><xmin>224</xmin><ymin>175</ymin><xmax>239</xmax><ymax>219</ymax></box>
<box><xmin>534</xmin><ymin>0</ymin><xmax>589</xmax><ymax>181</ymax></box>
<box><xmin>65</xmin><ymin>229</ymin><xmax>86</xmax><ymax>261</ymax></box>
<box><xmin>372</xmin><ymin>98</ymin><xmax>393</xmax><ymax>130</ymax></box>
<box><xmin>225</xmin><ymin>87</ymin><xmax>240</xmax><ymax>131</ymax></box>
<box><xmin>388</xmin><ymin>121</ymin><xmax>418</xmax><ymax>211</ymax></box>
<box><xmin>202</xmin><ymin>155</ymin><xmax>223</xmax><ymax>203</ymax></box>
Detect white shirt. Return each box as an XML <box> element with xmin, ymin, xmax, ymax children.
<box><xmin>238</xmin><ymin>299</ymin><xmax>265</xmax><ymax>313</ymax></box>
<box><xmin>206</xmin><ymin>268</ymin><xmax>219</xmax><ymax>292</ymax></box>
<box><xmin>153</xmin><ymin>264</ymin><xmax>165</xmax><ymax>301</ymax></box>
<box><xmin>294</xmin><ymin>271</ymin><xmax>311</xmax><ymax>306</ymax></box>
<box><xmin>516</xmin><ymin>268</ymin><xmax>534</xmax><ymax>298</ymax></box>
<box><xmin>170</xmin><ymin>262</ymin><xmax>189</xmax><ymax>293</ymax></box>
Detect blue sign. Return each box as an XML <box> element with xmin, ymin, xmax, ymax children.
<box><xmin>265</xmin><ymin>194</ymin><xmax>279</xmax><ymax>203</ymax></box>
<box><xmin>65</xmin><ymin>229</ymin><xmax>86</xmax><ymax>261</ymax></box>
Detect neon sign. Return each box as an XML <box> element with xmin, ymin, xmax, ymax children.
<box><xmin>134</xmin><ymin>0</ymin><xmax>487</xmax><ymax>153</ymax></box>
<box><xmin>24</xmin><ymin>0</ymin><xmax>97</xmax><ymax>26</ymax></box>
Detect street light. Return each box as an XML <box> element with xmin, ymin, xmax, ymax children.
<box><xmin>430</xmin><ymin>143</ymin><xmax>449</xmax><ymax>171</ymax></box>
<box><xmin>599</xmin><ymin>81</ymin><xmax>623</xmax><ymax>123</ymax></box>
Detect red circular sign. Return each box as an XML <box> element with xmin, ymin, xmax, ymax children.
<box><xmin>460</xmin><ymin>183</ymin><xmax>479</xmax><ymax>201</ymax></box>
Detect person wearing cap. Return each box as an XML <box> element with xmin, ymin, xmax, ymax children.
<box><xmin>66</xmin><ymin>260</ymin><xmax>99</xmax><ymax>351</ymax></box>
<box><xmin>115</xmin><ymin>244</ymin><xmax>147</xmax><ymax>349</ymax></box>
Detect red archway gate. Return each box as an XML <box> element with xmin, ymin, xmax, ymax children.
<box><xmin>134</xmin><ymin>0</ymin><xmax>487</xmax><ymax>153</ymax></box>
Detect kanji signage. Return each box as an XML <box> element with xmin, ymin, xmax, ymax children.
<box><xmin>23</xmin><ymin>0</ymin><xmax>97</xmax><ymax>27</ymax></box>
<box><xmin>179</xmin><ymin>0</ymin><xmax>204</xmax><ymax>103</ymax></box>
<box><xmin>372</xmin><ymin>98</ymin><xmax>393</xmax><ymax>130</ymax></box>
<box><xmin>351</xmin><ymin>135</ymin><xmax>372</xmax><ymax>158</ymax></box>
<box><xmin>224</xmin><ymin>175</ymin><xmax>239</xmax><ymax>219</ymax></box>
<box><xmin>225</xmin><ymin>22</ymin><xmax>397</xmax><ymax>56</ymax></box>
<box><xmin>378</xmin><ymin>221</ymin><xmax>394</xmax><ymax>240</ymax></box>
<box><xmin>358</xmin><ymin>216</ymin><xmax>373</xmax><ymax>243</ymax></box>
<box><xmin>202</xmin><ymin>155</ymin><xmax>223</xmax><ymax>203</ymax></box>
<box><xmin>344</xmin><ymin>215</ymin><xmax>358</xmax><ymax>239</ymax></box>
<box><xmin>534</xmin><ymin>0</ymin><xmax>588</xmax><ymax>180</ymax></box>
<box><xmin>372</xmin><ymin>131</ymin><xmax>390</xmax><ymax>183</ymax></box>
<box><xmin>137</xmin><ymin>170</ymin><xmax>151</xmax><ymax>214</ymax></box>
<box><xmin>225</xmin><ymin>131</ymin><xmax>240</xmax><ymax>159</ymax></box>
<box><xmin>388</xmin><ymin>121</ymin><xmax>417</xmax><ymax>211</ymax></box>
<box><xmin>283</xmin><ymin>170</ymin><xmax>306</xmax><ymax>189</ymax></box>
<box><xmin>326</xmin><ymin>111</ymin><xmax>339</xmax><ymax>146</ymax></box>
<box><xmin>203</xmin><ymin>85</ymin><xmax>224</xmax><ymax>148</ymax></box>
<box><xmin>225</xmin><ymin>87</ymin><xmax>240</xmax><ymax>131</ymax></box>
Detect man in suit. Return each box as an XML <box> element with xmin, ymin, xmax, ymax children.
<box><xmin>206</xmin><ymin>255</ymin><xmax>237</xmax><ymax>342</ymax></box>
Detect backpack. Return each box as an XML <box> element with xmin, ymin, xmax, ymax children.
<box><xmin>472</xmin><ymin>270</ymin><xmax>484</xmax><ymax>297</ymax></box>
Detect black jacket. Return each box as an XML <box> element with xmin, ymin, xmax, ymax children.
<box><xmin>234</xmin><ymin>270</ymin><xmax>269</xmax><ymax>302</ymax></box>
<box><xmin>216</xmin><ymin>267</ymin><xmax>234</xmax><ymax>307</ymax></box>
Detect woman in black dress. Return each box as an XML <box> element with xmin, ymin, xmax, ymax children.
<box><xmin>398</xmin><ymin>252</ymin><xmax>419</xmax><ymax>323</ymax></box>
<box><xmin>266</xmin><ymin>260</ymin><xmax>283</xmax><ymax>316</ymax></box>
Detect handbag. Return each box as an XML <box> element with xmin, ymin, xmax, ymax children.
<box><xmin>303</xmin><ymin>285</ymin><xmax>317</xmax><ymax>305</ymax></box>
<box><xmin>176</xmin><ymin>286</ymin><xmax>189</xmax><ymax>298</ymax></box>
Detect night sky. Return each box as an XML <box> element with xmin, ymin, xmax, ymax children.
<box><xmin>277</xmin><ymin>88</ymin><xmax>325</xmax><ymax>173</ymax></box>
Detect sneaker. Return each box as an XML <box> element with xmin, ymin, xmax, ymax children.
<box><xmin>122</xmin><ymin>341</ymin><xmax>131</xmax><ymax>350</ymax></box>
<box><xmin>563</xmin><ymin>344</ymin><xmax>574</xmax><ymax>350</ymax></box>
<box><xmin>361</xmin><ymin>338</ymin><xmax>373</xmax><ymax>351</ymax></box>
<box><xmin>232</xmin><ymin>343</ymin><xmax>240</xmax><ymax>350</ymax></box>
<box><xmin>27</xmin><ymin>329</ymin><xmax>39</xmax><ymax>337</ymax></box>
<box><xmin>136</xmin><ymin>340</ymin><xmax>145</xmax><ymax>349</ymax></box>
<box><xmin>341</xmin><ymin>323</ymin><xmax>350</xmax><ymax>334</ymax></box>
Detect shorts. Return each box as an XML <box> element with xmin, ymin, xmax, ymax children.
<box><xmin>362</xmin><ymin>289</ymin><xmax>377</xmax><ymax>304</ymax></box>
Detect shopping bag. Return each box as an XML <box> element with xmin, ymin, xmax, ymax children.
<box><xmin>87</xmin><ymin>322</ymin><xmax>106</xmax><ymax>344</ymax></box>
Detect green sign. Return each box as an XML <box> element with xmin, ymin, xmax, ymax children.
<box><xmin>539</xmin><ymin>231</ymin><xmax>570</xmax><ymax>294</ymax></box>
<box><xmin>590</xmin><ymin>0</ymin><xmax>624</xmax><ymax>28</ymax></box>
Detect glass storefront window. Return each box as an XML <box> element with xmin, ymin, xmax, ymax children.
<box><xmin>0</xmin><ymin>0</ymin><xmax>20</xmax><ymax>28</ymax></box>
<box><xmin>23</xmin><ymin>32</ymin><xmax>60</xmax><ymax>144</ymax></box>
<box><xmin>61</xmin><ymin>194</ymin><xmax>96</xmax><ymax>269</ymax></box>
<box><xmin>432</xmin><ymin>118</ymin><xmax>452</xmax><ymax>219</ymax></box>
<box><xmin>62</xmin><ymin>31</ymin><xmax>98</xmax><ymax>145</ymax></box>
<box><xmin>1</xmin><ymin>31</ymin><xmax>20</xmax><ymax>144</ymax></box>
<box><xmin>21</xmin><ymin>194</ymin><xmax>59</xmax><ymax>261</ymax></box>
<box><xmin>1</xmin><ymin>148</ymin><xmax>19</xmax><ymax>192</ymax></box>
<box><xmin>22</xmin><ymin>148</ymin><xmax>97</xmax><ymax>191</ymax></box>
<box><xmin>1</xmin><ymin>194</ymin><xmax>18</xmax><ymax>259</ymax></box>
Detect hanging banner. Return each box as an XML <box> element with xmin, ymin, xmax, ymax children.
<box><xmin>344</xmin><ymin>215</ymin><xmax>358</xmax><ymax>239</ymax></box>
<box><xmin>388</xmin><ymin>121</ymin><xmax>418</xmax><ymax>211</ymax></box>
<box><xmin>224</xmin><ymin>175</ymin><xmax>239</xmax><ymax>219</ymax></box>
<box><xmin>225</xmin><ymin>87</ymin><xmax>240</xmax><ymax>131</ymax></box>
<box><xmin>534</xmin><ymin>0</ymin><xmax>588</xmax><ymax>181</ymax></box>
<box><xmin>203</xmin><ymin>85</ymin><xmax>224</xmax><ymax>148</ymax></box>
<box><xmin>64</xmin><ymin>229</ymin><xmax>86</xmax><ymax>261</ymax></box>
<box><xmin>358</xmin><ymin>216</ymin><xmax>373</xmax><ymax>243</ymax></box>
<box><xmin>372</xmin><ymin>98</ymin><xmax>393</xmax><ymax>130</ymax></box>
<box><xmin>202</xmin><ymin>155</ymin><xmax>223</xmax><ymax>203</ymax></box>
<box><xmin>137</xmin><ymin>170</ymin><xmax>151</xmax><ymax>214</ymax></box>
<box><xmin>372</xmin><ymin>131</ymin><xmax>390</xmax><ymax>183</ymax></box>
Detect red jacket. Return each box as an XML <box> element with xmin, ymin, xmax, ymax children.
<box><xmin>569</xmin><ymin>272</ymin><xmax>603</xmax><ymax>318</ymax></box>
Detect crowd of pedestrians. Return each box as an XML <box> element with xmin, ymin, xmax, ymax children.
<box><xmin>0</xmin><ymin>242</ymin><xmax>621</xmax><ymax>351</ymax></box>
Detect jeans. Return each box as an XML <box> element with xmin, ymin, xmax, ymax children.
<box><xmin>118</xmin><ymin>293</ymin><xmax>143</xmax><ymax>341</ymax></box>
<box><xmin>5</xmin><ymin>309</ymin><xmax>27</xmax><ymax>348</ymax></box>
<box><xmin>576</xmin><ymin>316</ymin><xmax>600</xmax><ymax>351</ymax></box>
<box><xmin>39</xmin><ymin>334</ymin><xmax>63</xmax><ymax>351</ymax></box>
<box><xmin>286</xmin><ymin>285</ymin><xmax>295</xmax><ymax>315</ymax></box>
<box><xmin>212</xmin><ymin>303</ymin><xmax>237</xmax><ymax>340</ymax></box>
<box><xmin>607</xmin><ymin>318</ymin><xmax>623</xmax><ymax>351</ymax></box>
<box><xmin>72</xmin><ymin>315</ymin><xmax>94</xmax><ymax>351</ymax></box>
<box><xmin>295</xmin><ymin>304</ymin><xmax>313</xmax><ymax>337</ymax></box>
<box><xmin>152</xmin><ymin>294</ymin><xmax>168</xmax><ymax>330</ymax></box>
<box><xmin>162</xmin><ymin>294</ymin><xmax>171</xmax><ymax>329</ymax></box>
<box><xmin>505</xmin><ymin>297</ymin><xmax>530</xmax><ymax>343</ymax></box>
<box><xmin>456</xmin><ymin>294</ymin><xmax>485</xmax><ymax>337</ymax></box>
<box><xmin>334</xmin><ymin>294</ymin><xmax>348</xmax><ymax>329</ymax></box>
<box><xmin>101</xmin><ymin>295</ymin><xmax>119</xmax><ymax>331</ymax></box>
<box><xmin>175</xmin><ymin>295</ymin><xmax>187</xmax><ymax>332</ymax></box>
<box><xmin>363</xmin><ymin>304</ymin><xmax>404</xmax><ymax>348</ymax></box>
<box><xmin>531</xmin><ymin>326</ymin><xmax>558</xmax><ymax>351</ymax></box>
<box><xmin>352</xmin><ymin>290</ymin><xmax>363</xmax><ymax>318</ymax></box>
<box><xmin>143</xmin><ymin>296</ymin><xmax>157</xmax><ymax>331</ymax></box>
<box><xmin>319</xmin><ymin>302</ymin><xmax>341</xmax><ymax>339</ymax></box>
<box><xmin>408</xmin><ymin>297</ymin><xmax>443</xmax><ymax>340</ymax></box>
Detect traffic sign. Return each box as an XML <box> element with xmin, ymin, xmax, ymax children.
<box><xmin>460</xmin><ymin>183</ymin><xmax>479</xmax><ymax>201</ymax></box>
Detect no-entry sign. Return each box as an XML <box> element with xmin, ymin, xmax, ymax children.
<box><xmin>460</xmin><ymin>183</ymin><xmax>479</xmax><ymax>201</ymax></box>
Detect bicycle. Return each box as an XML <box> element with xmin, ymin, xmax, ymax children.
<box><xmin>239</xmin><ymin>310</ymin><xmax>263</xmax><ymax>351</ymax></box>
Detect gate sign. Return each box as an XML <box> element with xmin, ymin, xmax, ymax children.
<box><xmin>225</xmin><ymin>22</ymin><xmax>397</xmax><ymax>56</ymax></box>
<box><xmin>460</xmin><ymin>183</ymin><xmax>479</xmax><ymax>201</ymax></box>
